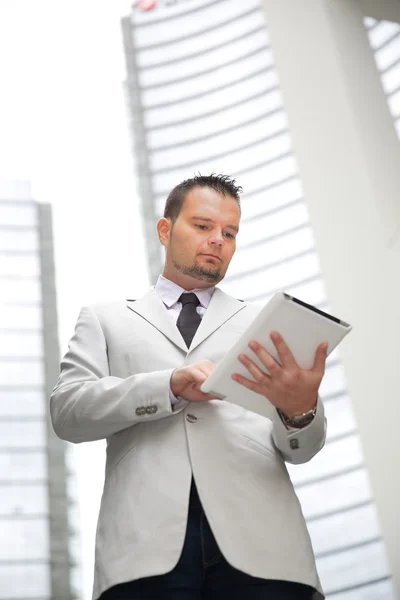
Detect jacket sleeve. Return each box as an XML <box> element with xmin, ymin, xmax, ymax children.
<box><xmin>50</xmin><ymin>305</ymin><xmax>188</xmax><ymax>444</ymax></box>
<box><xmin>271</xmin><ymin>396</ymin><xmax>327</xmax><ymax>464</ymax></box>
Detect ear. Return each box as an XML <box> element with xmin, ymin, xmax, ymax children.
<box><xmin>157</xmin><ymin>217</ymin><xmax>172</xmax><ymax>247</ymax></box>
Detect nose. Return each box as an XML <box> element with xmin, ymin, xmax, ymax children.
<box><xmin>208</xmin><ymin>230</ymin><xmax>224</xmax><ymax>247</ymax></box>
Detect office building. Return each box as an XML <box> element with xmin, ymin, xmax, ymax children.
<box><xmin>0</xmin><ymin>180</ymin><xmax>78</xmax><ymax>599</ymax></box>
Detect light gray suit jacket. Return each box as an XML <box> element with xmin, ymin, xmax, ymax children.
<box><xmin>50</xmin><ymin>287</ymin><xmax>326</xmax><ymax>600</ymax></box>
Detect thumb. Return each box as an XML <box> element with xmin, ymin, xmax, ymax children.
<box><xmin>313</xmin><ymin>343</ymin><xmax>328</xmax><ymax>373</ymax></box>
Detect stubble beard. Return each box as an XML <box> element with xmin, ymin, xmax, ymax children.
<box><xmin>172</xmin><ymin>257</ymin><xmax>221</xmax><ymax>283</ymax></box>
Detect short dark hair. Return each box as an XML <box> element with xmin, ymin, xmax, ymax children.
<box><xmin>163</xmin><ymin>173</ymin><xmax>242</xmax><ymax>223</ymax></box>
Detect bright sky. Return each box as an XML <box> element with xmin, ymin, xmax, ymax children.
<box><xmin>0</xmin><ymin>1</ymin><xmax>149</xmax><ymax>597</ymax></box>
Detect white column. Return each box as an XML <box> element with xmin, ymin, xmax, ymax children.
<box><xmin>261</xmin><ymin>0</ymin><xmax>400</xmax><ymax>594</ymax></box>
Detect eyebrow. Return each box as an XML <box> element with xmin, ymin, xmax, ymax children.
<box><xmin>190</xmin><ymin>216</ymin><xmax>239</xmax><ymax>233</ymax></box>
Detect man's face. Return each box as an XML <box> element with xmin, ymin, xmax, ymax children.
<box><xmin>163</xmin><ymin>186</ymin><xmax>240</xmax><ymax>286</ymax></box>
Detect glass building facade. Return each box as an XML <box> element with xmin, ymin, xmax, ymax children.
<box><xmin>365</xmin><ymin>16</ymin><xmax>400</xmax><ymax>139</ymax></box>
<box><xmin>0</xmin><ymin>180</ymin><xmax>78</xmax><ymax>599</ymax></box>
<box><xmin>121</xmin><ymin>1</ymin><xmax>397</xmax><ymax>598</ymax></box>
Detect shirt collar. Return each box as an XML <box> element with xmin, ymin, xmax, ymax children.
<box><xmin>155</xmin><ymin>275</ymin><xmax>215</xmax><ymax>309</ymax></box>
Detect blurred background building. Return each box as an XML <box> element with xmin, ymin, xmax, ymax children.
<box><xmin>0</xmin><ymin>180</ymin><xmax>80</xmax><ymax>599</ymax></box>
<box><xmin>121</xmin><ymin>0</ymin><xmax>400</xmax><ymax>598</ymax></box>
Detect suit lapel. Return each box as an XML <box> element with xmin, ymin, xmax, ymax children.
<box><xmin>126</xmin><ymin>289</ymin><xmax>188</xmax><ymax>353</ymax></box>
<box><xmin>188</xmin><ymin>288</ymin><xmax>246</xmax><ymax>354</ymax></box>
<box><xmin>127</xmin><ymin>287</ymin><xmax>246</xmax><ymax>355</ymax></box>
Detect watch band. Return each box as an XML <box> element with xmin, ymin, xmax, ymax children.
<box><xmin>279</xmin><ymin>405</ymin><xmax>317</xmax><ymax>428</ymax></box>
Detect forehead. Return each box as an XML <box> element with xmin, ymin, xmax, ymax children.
<box><xmin>181</xmin><ymin>186</ymin><xmax>240</xmax><ymax>221</ymax></box>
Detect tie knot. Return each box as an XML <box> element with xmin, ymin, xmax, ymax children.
<box><xmin>179</xmin><ymin>292</ymin><xmax>200</xmax><ymax>307</ymax></box>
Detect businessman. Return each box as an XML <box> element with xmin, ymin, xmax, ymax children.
<box><xmin>51</xmin><ymin>174</ymin><xmax>327</xmax><ymax>600</ymax></box>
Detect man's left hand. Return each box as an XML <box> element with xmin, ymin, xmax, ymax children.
<box><xmin>232</xmin><ymin>331</ymin><xmax>327</xmax><ymax>418</ymax></box>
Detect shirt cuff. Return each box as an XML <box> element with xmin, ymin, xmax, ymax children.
<box><xmin>169</xmin><ymin>387</ymin><xmax>180</xmax><ymax>406</ymax></box>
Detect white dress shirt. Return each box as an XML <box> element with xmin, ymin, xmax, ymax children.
<box><xmin>155</xmin><ymin>275</ymin><xmax>215</xmax><ymax>323</ymax></box>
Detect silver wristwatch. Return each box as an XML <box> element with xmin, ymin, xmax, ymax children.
<box><xmin>279</xmin><ymin>406</ymin><xmax>317</xmax><ymax>428</ymax></box>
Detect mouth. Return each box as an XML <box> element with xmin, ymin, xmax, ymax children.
<box><xmin>200</xmin><ymin>254</ymin><xmax>222</xmax><ymax>262</ymax></box>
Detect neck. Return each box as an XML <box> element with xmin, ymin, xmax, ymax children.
<box><xmin>161</xmin><ymin>267</ymin><xmax>214</xmax><ymax>291</ymax></box>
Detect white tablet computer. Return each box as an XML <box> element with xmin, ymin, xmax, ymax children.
<box><xmin>200</xmin><ymin>292</ymin><xmax>352</xmax><ymax>419</ymax></box>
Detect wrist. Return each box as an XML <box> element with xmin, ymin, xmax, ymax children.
<box><xmin>170</xmin><ymin>369</ymin><xmax>180</xmax><ymax>397</ymax></box>
<box><xmin>278</xmin><ymin>397</ymin><xmax>318</xmax><ymax>429</ymax></box>
<box><xmin>280</xmin><ymin>395</ymin><xmax>318</xmax><ymax>418</ymax></box>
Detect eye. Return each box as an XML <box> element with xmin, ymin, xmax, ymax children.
<box><xmin>223</xmin><ymin>231</ymin><xmax>235</xmax><ymax>239</ymax></box>
<box><xmin>195</xmin><ymin>224</ymin><xmax>208</xmax><ymax>230</ymax></box>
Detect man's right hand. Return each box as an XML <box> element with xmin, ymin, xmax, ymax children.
<box><xmin>170</xmin><ymin>360</ymin><xmax>217</xmax><ymax>402</ymax></box>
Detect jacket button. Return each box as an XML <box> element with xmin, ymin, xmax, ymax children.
<box><xmin>186</xmin><ymin>414</ymin><xmax>197</xmax><ymax>423</ymax></box>
<box><xmin>145</xmin><ymin>407</ymin><xmax>153</xmax><ymax>414</ymax></box>
<box><xmin>135</xmin><ymin>407</ymin><xmax>145</xmax><ymax>416</ymax></box>
<box><xmin>290</xmin><ymin>438</ymin><xmax>300</xmax><ymax>450</ymax></box>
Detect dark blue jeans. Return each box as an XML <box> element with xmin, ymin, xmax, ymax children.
<box><xmin>100</xmin><ymin>480</ymin><xmax>314</xmax><ymax>599</ymax></box>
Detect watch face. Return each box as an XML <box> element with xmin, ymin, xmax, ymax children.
<box><xmin>279</xmin><ymin>407</ymin><xmax>316</xmax><ymax>428</ymax></box>
<box><xmin>287</xmin><ymin>408</ymin><xmax>316</xmax><ymax>426</ymax></box>
<box><xmin>293</xmin><ymin>414</ymin><xmax>313</xmax><ymax>425</ymax></box>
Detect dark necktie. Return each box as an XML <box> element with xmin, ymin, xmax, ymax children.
<box><xmin>176</xmin><ymin>293</ymin><xmax>201</xmax><ymax>348</ymax></box>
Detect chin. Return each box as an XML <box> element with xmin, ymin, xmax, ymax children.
<box><xmin>174</xmin><ymin>257</ymin><xmax>222</xmax><ymax>283</ymax></box>
<box><xmin>191</xmin><ymin>265</ymin><xmax>219</xmax><ymax>281</ymax></box>
<box><xmin>199</xmin><ymin>270</ymin><xmax>221</xmax><ymax>283</ymax></box>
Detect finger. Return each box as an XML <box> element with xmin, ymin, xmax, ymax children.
<box><xmin>238</xmin><ymin>353</ymin><xmax>271</xmax><ymax>383</ymax></box>
<box><xmin>269</xmin><ymin>331</ymin><xmax>297</xmax><ymax>368</ymax></box>
<box><xmin>231</xmin><ymin>372</ymin><xmax>263</xmax><ymax>395</ymax></box>
<box><xmin>204</xmin><ymin>393</ymin><xmax>219</xmax><ymax>401</ymax></box>
<box><xmin>197</xmin><ymin>363</ymin><xmax>215</xmax><ymax>377</ymax></box>
<box><xmin>247</xmin><ymin>341</ymin><xmax>281</xmax><ymax>374</ymax></box>
<box><xmin>189</xmin><ymin>367</ymin><xmax>210</xmax><ymax>384</ymax></box>
<box><xmin>197</xmin><ymin>359</ymin><xmax>215</xmax><ymax>371</ymax></box>
<box><xmin>200</xmin><ymin>392</ymin><xmax>219</xmax><ymax>401</ymax></box>
<box><xmin>191</xmin><ymin>378</ymin><xmax>220</xmax><ymax>401</ymax></box>
<box><xmin>191</xmin><ymin>360</ymin><xmax>215</xmax><ymax>378</ymax></box>
<box><xmin>312</xmin><ymin>343</ymin><xmax>328</xmax><ymax>374</ymax></box>
<box><xmin>188</xmin><ymin>361</ymin><xmax>215</xmax><ymax>380</ymax></box>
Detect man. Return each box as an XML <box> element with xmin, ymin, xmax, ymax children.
<box><xmin>51</xmin><ymin>174</ymin><xmax>327</xmax><ymax>600</ymax></box>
